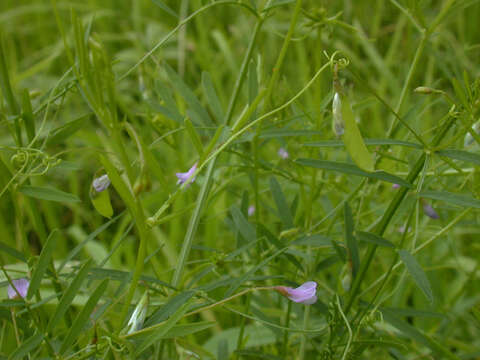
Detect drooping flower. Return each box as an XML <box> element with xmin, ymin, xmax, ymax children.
<box><xmin>278</xmin><ymin>148</ymin><xmax>289</xmax><ymax>160</ymax></box>
<box><xmin>176</xmin><ymin>162</ymin><xmax>197</xmax><ymax>186</ymax></box>
<box><xmin>275</xmin><ymin>281</ymin><xmax>317</xmax><ymax>305</ymax></box>
<box><xmin>7</xmin><ymin>278</ymin><xmax>29</xmax><ymax>299</ymax></box>
<box><xmin>93</xmin><ymin>174</ymin><xmax>110</xmax><ymax>193</ymax></box>
<box><xmin>422</xmin><ymin>202</ymin><xmax>439</xmax><ymax>219</ymax></box>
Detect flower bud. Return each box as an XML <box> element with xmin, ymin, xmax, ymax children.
<box><xmin>332</xmin><ymin>93</ymin><xmax>344</xmax><ymax>137</ymax></box>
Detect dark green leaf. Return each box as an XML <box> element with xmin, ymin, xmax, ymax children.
<box><xmin>356</xmin><ymin>231</ymin><xmax>395</xmax><ymax>248</ymax></box>
<box><xmin>8</xmin><ymin>333</ymin><xmax>43</xmax><ymax>360</ymax></box>
<box><xmin>59</xmin><ymin>279</ymin><xmax>108</xmax><ymax>354</ymax></box>
<box><xmin>344</xmin><ymin>202</ymin><xmax>359</xmax><ymax>276</ymax></box>
<box><xmin>420</xmin><ymin>190</ymin><xmax>480</xmax><ymax>208</ymax></box>
<box><xmin>27</xmin><ymin>230</ymin><xmax>58</xmax><ymax>299</ymax></box>
<box><xmin>145</xmin><ymin>291</ymin><xmax>195</xmax><ymax>327</ymax></box>
<box><xmin>436</xmin><ymin>149</ymin><xmax>480</xmax><ymax>166</ymax></box>
<box><xmin>296</xmin><ymin>159</ymin><xmax>412</xmax><ymax>188</ymax></box>
<box><xmin>398</xmin><ymin>250</ymin><xmax>433</xmax><ymax>303</ymax></box>
<box><xmin>269</xmin><ymin>177</ymin><xmax>294</xmax><ymax>229</ymax></box>
<box><xmin>19</xmin><ymin>185</ymin><xmax>80</xmax><ymax>203</ymax></box>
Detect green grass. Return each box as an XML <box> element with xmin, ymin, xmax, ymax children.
<box><xmin>1</xmin><ymin>0</ymin><xmax>480</xmax><ymax>358</ymax></box>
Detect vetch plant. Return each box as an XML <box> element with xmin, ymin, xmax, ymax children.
<box><xmin>176</xmin><ymin>162</ymin><xmax>197</xmax><ymax>186</ymax></box>
<box><xmin>7</xmin><ymin>278</ymin><xmax>29</xmax><ymax>299</ymax></box>
<box><xmin>275</xmin><ymin>281</ymin><xmax>318</xmax><ymax>305</ymax></box>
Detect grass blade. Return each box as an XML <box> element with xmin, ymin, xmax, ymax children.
<box><xmin>419</xmin><ymin>190</ymin><xmax>480</xmax><ymax>208</ymax></box>
<box><xmin>59</xmin><ymin>279</ymin><xmax>109</xmax><ymax>354</ymax></box>
<box><xmin>344</xmin><ymin>202</ymin><xmax>360</xmax><ymax>277</ymax></box>
<box><xmin>47</xmin><ymin>260</ymin><xmax>92</xmax><ymax>332</ymax></box>
<box><xmin>269</xmin><ymin>177</ymin><xmax>294</xmax><ymax>229</ymax></box>
<box><xmin>27</xmin><ymin>230</ymin><xmax>58</xmax><ymax>300</ymax></box>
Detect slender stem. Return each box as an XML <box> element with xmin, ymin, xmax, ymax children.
<box><xmin>264</xmin><ymin>0</ymin><xmax>303</xmax><ymax>108</ymax></box>
<box><xmin>345</xmin><ymin>113</ymin><xmax>456</xmax><ymax>315</ymax></box>
<box><xmin>281</xmin><ymin>300</ymin><xmax>292</xmax><ymax>357</ymax></box>
<box><xmin>299</xmin><ymin>305</ymin><xmax>311</xmax><ymax>360</ymax></box>
<box><xmin>171</xmin><ymin>13</ymin><xmax>264</xmax><ymax>288</ymax></box>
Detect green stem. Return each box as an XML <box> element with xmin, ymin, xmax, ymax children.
<box><xmin>171</xmin><ymin>15</ymin><xmax>264</xmax><ymax>288</ymax></box>
<box><xmin>264</xmin><ymin>0</ymin><xmax>303</xmax><ymax>108</ymax></box>
<box><xmin>299</xmin><ymin>305</ymin><xmax>311</xmax><ymax>360</ymax></box>
<box><xmin>345</xmin><ymin>113</ymin><xmax>456</xmax><ymax>315</ymax></box>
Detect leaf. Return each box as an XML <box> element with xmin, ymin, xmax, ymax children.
<box><xmin>202</xmin><ymin>72</ymin><xmax>225</xmax><ymax>123</ymax></box>
<box><xmin>296</xmin><ymin>159</ymin><xmax>412</xmax><ymax>188</ymax></box>
<box><xmin>151</xmin><ymin>0</ymin><xmax>178</xmax><ymax>18</ymax></box>
<box><xmin>19</xmin><ymin>185</ymin><xmax>80</xmax><ymax>203</ymax></box>
<box><xmin>436</xmin><ymin>149</ymin><xmax>480</xmax><ymax>166</ymax></box>
<box><xmin>8</xmin><ymin>333</ymin><xmax>44</xmax><ymax>360</ymax></box>
<box><xmin>381</xmin><ymin>308</ymin><xmax>460</xmax><ymax>360</ymax></box>
<box><xmin>230</xmin><ymin>206</ymin><xmax>256</xmax><ymax>244</ymax></box>
<box><xmin>145</xmin><ymin>291</ymin><xmax>195</xmax><ymax>327</ymax></box>
<box><xmin>47</xmin><ymin>260</ymin><xmax>92</xmax><ymax>332</ymax></box>
<box><xmin>136</xmin><ymin>298</ymin><xmax>195</xmax><ymax>355</ymax></box>
<box><xmin>0</xmin><ymin>241</ymin><xmax>26</xmax><ymax>262</ymax></box>
<box><xmin>341</xmin><ymin>95</ymin><xmax>374</xmax><ymax>171</ymax></box>
<box><xmin>305</xmin><ymin>138</ymin><xmax>423</xmax><ymax>149</ymax></box>
<box><xmin>46</xmin><ymin>114</ymin><xmax>90</xmax><ymax>145</ymax></box>
<box><xmin>184</xmin><ymin>117</ymin><xmax>204</xmax><ymax>156</ymax></box>
<box><xmin>165</xmin><ymin>64</ymin><xmax>213</xmax><ymax>126</ymax></box>
<box><xmin>90</xmin><ymin>187</ymin><xmax>113</xmax><ymax>218</ymax></box>
<box><xmin>130</xmin><ymin>321</ymin><xmax>215</xmax><ymax>340</ymax></box>
<box><xmin>419</xmin><ymin>190</ymin><xmax>480</xmax><ymax>208</ymax></box>
<box><xmin>344</xmin><ymin>202</ymin><xmax>360</xmax><ymax>276</ymax></box>
<box><xmin>356</xmin><ymin>231</ymin><xmax>395</xmax><ymax>248</ymax></box>
<box><xmin>27</xmin><ymin>230</ymin><xmax>58</xmax><ymax>299</ymax></box>
<box><xmin>59</xmin><ymin>279</ymin><xmax>108</xmax><ymax>354</ymax></box>
<box><xmin>269</xmin><ymin>177</ymin><xmax>294</xmax><ymax>229</ymax></box>
<box><xmin>398</xmin><ymin>250</ymin><xmax>433</xmax><ymax>303</ymax></box>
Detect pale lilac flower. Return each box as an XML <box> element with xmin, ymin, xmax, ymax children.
<box><xmin>93</xmin><ymin>174</ymin><xmax>110</xmax><ymax>192</ymax></box>
<box><xmin>422</xmin><ymin>202</ymin><xmax>439</xmax><ymax>219</ymax></box>
<box><xmin>248</xmin><ymin>205</ymin><xmax>255</xmax><ymax>216</ymax></box>
<box><xmin>278</xmin><ymin>148</ymin><xmax>289</xmax><ymax>160</ymax></box>
<box><xmin>7</xmin><ymin>278</ymin><xmax>29</xmax><ymax>299</ymax></box>
<box><xmin>392</xmin><ymin>183</ymin><xmax>400</xmax><ymax>189</ymax></box>
<box><xmin>176</xmin><ymin>162</ymin><xmax>197</xmax><ymax>186</ymax></box>
<box><xmin>275</xmin><ymin>281</ymin><xmax>317</xmax><ymax>305</ymax></box>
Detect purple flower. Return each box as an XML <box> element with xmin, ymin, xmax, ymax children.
<box><xmin>7</xmin><ymin>278</ymin><xmax>29</xmax><ymax>299</ymax></box>
<box><xmin>275</xmin><ymin>281</ymin><xmax>317</xmax><ymax>305</ymax></box>
<box><xmin>248</xmin><ymin>205</ymin><xmax>255</xmax><ymax>216</ymax></box>
<box><xmin>176</xmin><ymin>162</ymin><xmax>197</xmax><ymax>186</ymax></box>
<box><xmin>93</xmin><ymin>174</ymin><xmax>110</xmax><ymax>192</ymax></box>
<box><xmin>392</xmin><ymin>183</ymin><xmax>400</xmax><ymax>189</ymax></box>
<box><xmin>278</xmin><ymin>148</ymin><xmax>289</xmax><ymax>160</ymax></box>
<box><xmin>422</xmin><ymin>202</ymin><xmax>439</xmax><ymax>219</ymax></box>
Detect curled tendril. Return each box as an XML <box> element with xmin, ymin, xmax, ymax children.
<box><xmin>102</xmin><ymin>336</ymin><xmax>126</xmax><ymax>353</ymax></box>
<box><xmin>11</xmin><ymin>150</ymin><xmax>29</xmax><ymax>168</ymax></box>
<box><xmin>325</xmin><ymin>50</ymin><xmax>350</xmax><ymax>72</ymax></box>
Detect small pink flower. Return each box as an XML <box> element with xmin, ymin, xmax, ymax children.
<box><xmin>248</xmin><ymin>205</ymin><xmax>255</xmax><ymax>216</ymax></box>
<box><xmin>7</xmin><ymin>278</ymin><xmax>29</xmax><ymax>299</ymax></box>
<box><xmin>92</xmin><ymin>174</ymin><xmax>110</xmax><ymax>192</ymax></box>
<box><xmin>176</xmin><ymin>163</ymin><xmax>197</xmax><ymax>186</ymax></box>
<box><xmin>392</xmin><ymin>183</ymin><xmax>400</xmax><ymax>189</ymax></box>
<box><xmin>275</xmin><ymin>281</ymin><xmax>317</xmax><ymax>305</ymax></box>
<box><xmin>278</xmin><ymin>148</ymin><xmax>289</xmax><ymax>160</ymax></box>
<box><xmin>422</xmin><ymin>202</ymin><xmax>439</xmax><ymax>219</ymax></box>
